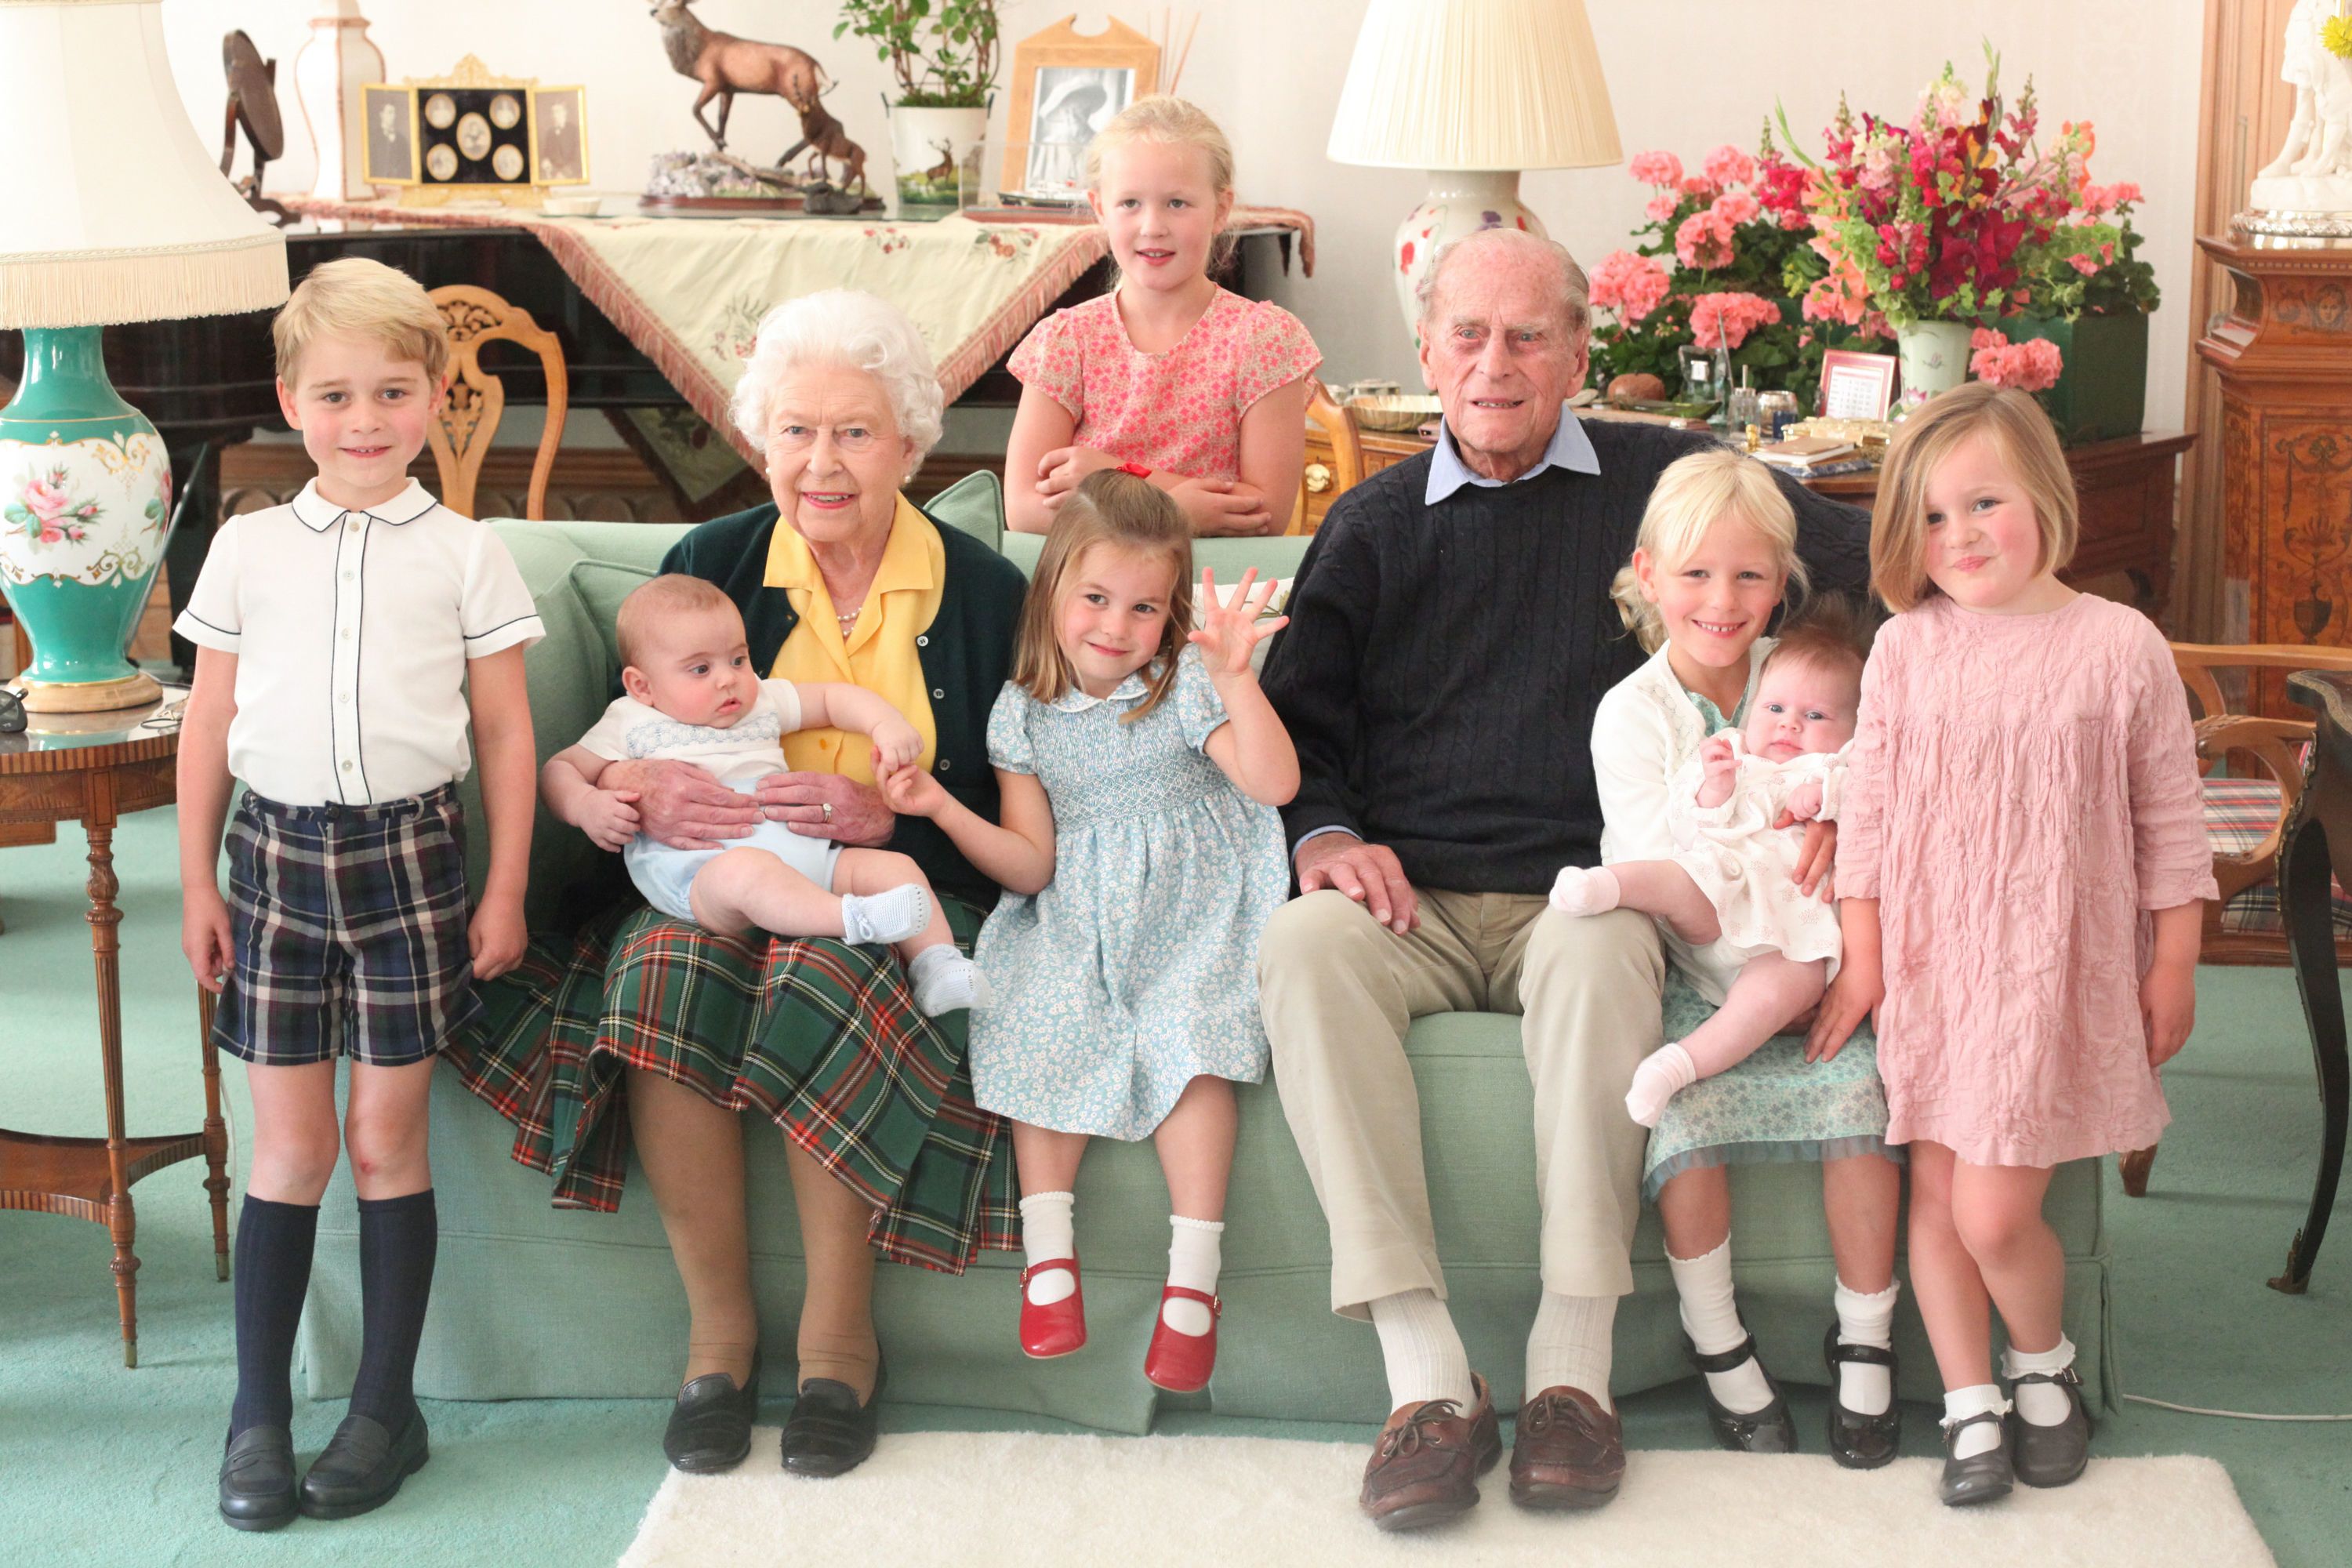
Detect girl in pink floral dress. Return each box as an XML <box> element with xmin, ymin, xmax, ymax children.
<box><xmin>1004</xmin><ymin>97</ymin><xmax>1320</xmax><ymax>537</ymax></box>
<box><xmin>1809</xmin><ymin>385</ymin><xmax>2216</xmax><ymax>1508</ymax></box>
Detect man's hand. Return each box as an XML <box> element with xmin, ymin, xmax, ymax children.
<box><xmin>574</xmin><ymin>788</ymin><xmax>642</xmax><ymax>853</ymax></box>
<box><xmin>182</xmin><ymin>886</ymin><xmax>234</xmax><ymax>995</ymax></box>
<box><xmin>469</xmin><ymin>891</ymin><xmax>528</xmax><ymax>983</ymax></box>
<box><xmin>752</xmin><ymin>771</ymin><xmax>895</xmax><ymax>846</ymax></box>
<box><xmin>1295</xmin><ymin>833</ymin><xmax>1419</xmax><ymax>934</ymax></box>
<box><xmin>606</xmin><ymin>758</ymin><xmax>760</xmax><ymax>851</ymax></box>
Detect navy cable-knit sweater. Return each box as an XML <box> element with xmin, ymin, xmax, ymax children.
<box><xmin>1259</xmin><ymin>420</ymin><xmax>1872</xmax><ymax>896</ymax></box>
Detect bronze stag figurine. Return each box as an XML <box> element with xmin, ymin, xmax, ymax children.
<box><xmin>648</xmin><ymin>0</ymin><xmax>829</xmax><ymax>152</ymax></box>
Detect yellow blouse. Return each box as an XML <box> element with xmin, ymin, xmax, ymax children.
<box><xmin>761</xmin><ymin>495</ymin><xmax>946</xmax><ymax>783</ymax></box>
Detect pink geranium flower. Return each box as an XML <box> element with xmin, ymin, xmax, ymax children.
<box><xmin>1711</xmin><ymin>190</ymin><xmax>1762</xmax><ymax>227</ymax></box>
<box><xmin>1589</xmin><ymin>249</ymin><xmax>1673</xmax><ymax>323</ymax></box>
<box><xmin>1688</xmin><ymin>292</ymin><xmax>1783</xmax><ymax>350</ymax></box>
<box><xmin>1646</xmin><ymin>194</ymin><xmax>1679</xmax><ymax>223</ymax></box>
<box><xmin>2068</xmin><ymin>253</ymin><xmax>2100</xmax><ymax>276</ymax></box>
<box><xmin>1629</xmin><ymin>151</ymin><xmax>1684</xmax><ymax>187</ymax></box>
<box><xmin>1703</xmin><ymin>144</ymin><xmax>1758</xmax><ymax>189</ymax></box>
<box><xmin>1675</xmin><ymin>210</ymin><xmax>1737</xmax><ymax>270</ymax></box>
<box><xmin>1969</xmin><ymin>331</ymin><xmax>2063</xmax><ymax>393</ymax></box>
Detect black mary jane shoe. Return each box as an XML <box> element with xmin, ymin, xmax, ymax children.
<box><xmin>1686</xmin><ymin>1330</ymin><xmax>1797</xmax><ymax>1454</ymax></box>
<box><xmin>662</xmin><ymin>1352</ymin><xmax>762</xmax><ymax>1475</ymax></box>
<box><xmin>781</xmin><ymin>1358</ymin><xmax>885</xmax><ymax>1479</ymax></box>
<box><xmin>1938</xmin><ymin>1409</ymin><xmax>2014</xmax><ymax>1507</ymax></box>
<box><xmin>218</xmin><ymin>1425</ymin><xmax>299</xmax><ymax>1531</ymax></box>
<box><xmin>2009</xmin><ymin>1366</ymin><xmax>2092</xmax><ymax>1489</ymax></box>
<box><xmin>1823</xmin><ymin>1325</ymin><xmax>1902</xmax><ymax>1470</ymax></box>
<box><xmin>298</xmin><ymin>1410</ymin><xmax>430</xmax><ymax>1519</ymax></box>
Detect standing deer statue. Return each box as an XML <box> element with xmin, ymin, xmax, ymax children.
<box><xmin>648</xmin><ymin>0</ymin><xmax>830</xmax><ymax>153</ymax></box>
<box><xmin>786</xmin><ymin>86</ymin><xmax>869</xmax><ymax>198</ymax></box>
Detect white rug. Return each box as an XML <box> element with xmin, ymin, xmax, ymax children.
<box><xmin>619</xmin><ymin>1429</ymin><xmax>2274</xmax><ymax>1567</ymax></box>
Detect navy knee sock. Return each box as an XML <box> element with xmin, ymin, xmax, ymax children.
<box><xmin>347</xmin><ymin>1189</ymin><xmax>437</xmax><ymax>1432</ymax></box>
<box><xmin>228</xmin><ymin>1195</ymin><xmax>320</xmax><ymax>1439</ymax></box>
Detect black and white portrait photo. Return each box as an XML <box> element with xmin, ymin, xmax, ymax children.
<box><xmin>532</xmin><ymin>87</ymin><xmax>588</xmax><ymax>185</ymax></box>
<box><xmin>1023</xmin><ymin>66</ymin><xmax>1132</xmax><ymax>198</ymax></box>
<box><xmin>362</xmin><ymin>85</ymin><xmax>415</xmax><ymax>184</ymax></box>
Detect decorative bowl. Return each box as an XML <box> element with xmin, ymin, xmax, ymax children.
<box><xmin>1346</xmin><ymin>394</ymin><xmax>1443</xmax><ymax>433</ymax></box>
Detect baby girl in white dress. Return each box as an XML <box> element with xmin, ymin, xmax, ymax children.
<box><xmin>1553</xmin><ymin>612</ymin><xmax>1867</xmax><ymax>1126</ymax></box>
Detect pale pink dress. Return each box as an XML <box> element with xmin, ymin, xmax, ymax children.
<box><xmin>1836</xmin><ymin>593</ymin><xmax>2218</xmax><ymax>1167</ymax></box>
<box><xmin>1007</xmin><ymin>288</ymin><xmax>1321</xmax><ymax>481</ymax></box>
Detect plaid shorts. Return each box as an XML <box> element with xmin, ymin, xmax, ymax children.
<box><xmin>212</xmin><ymin>783</ymin><xmax>481</xmax><ymax>1068</ymax></box>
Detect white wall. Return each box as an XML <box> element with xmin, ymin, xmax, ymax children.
<box><xmin>167</xmin><ymin>0</ymin><xmax>2205</xmax><ymax>430</ymax></box>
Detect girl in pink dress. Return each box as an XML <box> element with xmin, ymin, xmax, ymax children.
<box><xmin>1809</xmin><ymin>385</ymin><xmax>2216</xmax><ymax>1508</ymax></box>
<box><xmin>1004</xmin><ymin>96</ymin><xmax>1320</xmax><ymax>537</ymax></box>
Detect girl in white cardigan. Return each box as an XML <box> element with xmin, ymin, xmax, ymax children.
<box><xmin>1571</xmin><ymin>449</ymin><xmax>1904</xmax><ymax>1469</ymax></box>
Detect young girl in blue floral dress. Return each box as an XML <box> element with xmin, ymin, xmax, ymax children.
<box><xmin>880</xmin><ymin>470</ymin><xmax>1295</xmax><ymax>1392</ymax></box>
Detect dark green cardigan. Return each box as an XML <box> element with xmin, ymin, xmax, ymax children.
<box><xmin>661</xmin><ymin>500</ymin><xmax>1029</xmax><ymax>908</ymax></box>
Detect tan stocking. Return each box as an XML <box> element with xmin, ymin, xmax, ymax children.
<box><xmin>782</xmin><ymin>1138</ymin><xmax>880</xmax><ymax>1401</ymax></box>
<box><xmin>628</xmin><ymin>1069</ymin><xmax>758</xmax><ymax>1388</ymax></box>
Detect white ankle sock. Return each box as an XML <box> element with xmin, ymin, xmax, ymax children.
<box><xmin>2003</xmin><ymin>1333</ymin><xmax>2078</xmax><ymax>1426</ymax></box>
<box><xmin>1625</xmin><ymin>1041</ymin><xmax>1697</xmax><ymax>1127</ymax></box>
<box><xmin>1832</xmin><ymin>1279</ymin><xmax>1900</xmax><ymax>1417</ymax></box>
<box><xmin>1018</xmin><ymin>1191</ymin><xmax>1076</xmax><ymax>1306</ymax></box>
<box><xmin>907</xmin><ymin>945</ymin><xmax>989</xmax><ymax>1015</ymax></box>
<box><xmin>1524</xmin><ymin>1291</ymin><xmax>1616</xmax><ymax>1413</ymax></box>
<box><xmin>1668</xmin><ymin>1238</ymin><xmax>1773</xmax><ymax>1414</ymax></box>
<box><xmin>1549</xmin><ymin>864</ymin><xmax>1622</xmax><ymax>918</ymax></box>
<box><xmin>1162</xmin><ymin>1216</ymin><xmax>1224</xmax><ymax>1336</ymax></box>
<box><xmin>1944</xmin><ymin>1384</ymin><xmax>2010</xmax><ymax>1460</ymax></box>
<box><xmin>841</xmin><ymin>884</ymin><xmax>930</xmax><ymax>946</ymax></box>
<box><xmin>1367</xmin><ymin>1288</ymin><xmax>1475</xmax><ymax>1412</ymax></box>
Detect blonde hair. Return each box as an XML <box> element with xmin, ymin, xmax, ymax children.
<box><xmin>1871</xmin><ymin>383</ymin><xmax>2078</xmax><ymax>612</ymax></box>
<box><xmin>1085</xmin><ymin>96</ymin><xmax>1237</xmax><ymax>274</ymax></box>
<box><xmin>1610</xmin><ymin>448</ymin><xmax>1808</xmax><ymax>652</ymax></box>
<box><xmin>1013</xmin><ymin>470</ymin><xmax>1195</xmax><ymax>723</ymax></box>
<box><xmin>273</xmin><ymin>257</ymin><xmax>449</xmax><ymax>387</ymax></box>
<box><xmin>616</xmin><ymin>573</ymin><xmax>738</xmax><ymax>670</ymax></box>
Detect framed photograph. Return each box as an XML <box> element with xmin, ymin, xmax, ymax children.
<box><xmin>1818</xmin><ymin>349</ymin><xmax>1899</xmax><ymax>421</ymax></box>
<box><xmin>362</xmin><ymin>83</ymin><xmax>418</xmax><ymax>186</ymax></box>
<box><xmin>529</xmin><ymin>85</ymin><xmax>589</xmax><ymax>186</ymax></box>
<box><xmin>1001</xmin><ymin>16</ymin><xmax>1159</xmax><ymax>205</ymax></box>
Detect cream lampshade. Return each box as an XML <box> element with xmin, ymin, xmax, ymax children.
<box><xmin>1</xmin><ymin>0</ymin><xmax>289</xmax><ymax>711</ymax></box>
<box><xmin>1327</xmin><ymin>0</ymin><xmax>1622</xmax><ymax>338</ymax></box>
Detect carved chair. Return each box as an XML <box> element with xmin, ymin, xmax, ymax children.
<box><xmin>425</xmin><ymin>285</ymin><xmax>568</xmax><ymax>521</ymax></box>
<box><xmin>1289</xmin><ymin>378</ymin><xmax>1363</xmax><ymax>535</ymax></box>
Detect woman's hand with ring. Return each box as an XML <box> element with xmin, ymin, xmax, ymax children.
<box><xmin>753</xmin><ymin>770</ymin><xmax>895</xmax><ymax>845</ymax></box>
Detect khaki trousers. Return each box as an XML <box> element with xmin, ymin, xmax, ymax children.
<box><xmin>1258</xmin><ymin>888</ymin><xmax>1664</xmax><ymax>1317</ymax></box>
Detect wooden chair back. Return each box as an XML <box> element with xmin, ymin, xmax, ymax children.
<box><xmin>1290</xmin><ymin>378</ymin><xmax>1364</xmax><ymax>535</ymax></box>
<box><xmin>425</xmin><ymin>285</ymin><xmax>568</xmax><ymax>521</ymax></box>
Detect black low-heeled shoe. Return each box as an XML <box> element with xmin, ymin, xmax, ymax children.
<box><xmin>1939</xmin><ymin>1408</ymin><xmax>2014</xmax><ymax>1507</ymax></box>
<box><xmin>1823</xmin><ymin>1325</ymin><xmax>1902</xmax><ymax>1469</ymax></box>
<box><xmin>219</xmin><ymin>1425</ymin><xmax>299</xmax><ymax>1531</ymax></box>
<box><xmin>781</xmin><ymin>1357</ymin><xmax>885</xmax><ymax>1479</ymax></box>
<box><xmin>1686</xmin><ymin>1330</ymin><xmax>1797</xmax><ymax>1454</ymax></box>
<box><xmin>2009</xmin><ymin>1366</ymin><xmax>2092</xmax><ymax>1488</ymax></box>
<box><xmin>663</xmin><ymin>1352</ymin><xmax>761</xmax><ymax>1475</ymax></box>
<box><xmin>298</xmin><ymin>1410</ymin><xmax>429</xmax><ymax>1519</ymax></box>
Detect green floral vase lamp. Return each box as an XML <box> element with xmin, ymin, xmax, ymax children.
<box><xmin>1327</xmin><ymin>0</ymin><xmax>1622</xmax><ymax>341</ymax></box>
<box><xmin>0</xmin><ymin>0</ymin><xmax>289</xmax><ymax>712</ymax></box>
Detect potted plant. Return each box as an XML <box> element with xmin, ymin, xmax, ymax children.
<box><xmin>2004</xmin><ymin>172</ymin><xmax>2161</xmax><ymax>443</ymax></box>
<box><xmin>837</xmin><ymin>0</ymin><xmax>1000</xmax><ymax>218</ymax></box>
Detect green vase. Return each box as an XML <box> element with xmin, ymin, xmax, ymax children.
<box><xmin>0</xmin><ymin>326</ymin><xmax>173</xmax><ymax>709</ymax></box>
<box><xmin>2002</xmin><ymin>313</ymin><xmax>2149</xmax><ymax>445</ymax></box>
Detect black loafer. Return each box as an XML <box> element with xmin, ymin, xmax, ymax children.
<box><xmin>1823</xmin><ymin>1325</ymin><xmax>1902</xmax><ymax>1469</ymax></box>
<box><xmin>1939</xmin><ymin>1408</ymin><xmax>2013</xmax><ymax>1506</ymax></box>
<box><xmin>299</xmin><ymin>1410</ymin><xmax>429</xmax><ymax>1519</ymax></box>
<box><xmin>662</xmin><ymin>1353</ymin><xmax>761</xmax><ymax>1474</ymax></box>
<box><xmin>219</xmin><ymin>1425</ymin><xmax>299</xmax><ymax>1531</ymax></box>
<box><xmin>1686</xmin><ymin>1330</ymin><xmax>1796</xmax><ymax>1454</ymax></box>
<box><xmin>781</xmin><ymin>1358</ymin><xmax>885</xmax><ymax>1478</ymax></box>
<box><xmin>2010</xmin><ymin>1366</ymin><xmax>2092</xmax><ymax>1488</ymax></box>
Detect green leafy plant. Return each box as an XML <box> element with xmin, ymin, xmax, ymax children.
<box><xmin>835</xmin><ymin>0</ymin><xmax>1000</xmax><ymax>108</ymax></box>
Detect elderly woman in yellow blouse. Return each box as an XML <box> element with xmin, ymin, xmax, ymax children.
<box><xmin>458</xmin><ymin>290</ymin><xmax>1025</xmax><ymax>1479</ymax></box>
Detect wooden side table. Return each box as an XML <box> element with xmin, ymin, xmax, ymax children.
<box><xmin>0</xmin><ymin>688</ymin><xmax>230</xmax><ymax>1366</ymax></box>
<box><xmin>2272</xmin><ymin>669</ymin><xmax>2352</xmax><ymax>1294</ymax></box>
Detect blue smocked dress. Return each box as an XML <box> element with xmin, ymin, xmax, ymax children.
<box><xmin>970</xmin><ymin>646</ymin><xmax>1290</xmax><ymax>1139</ymax></box>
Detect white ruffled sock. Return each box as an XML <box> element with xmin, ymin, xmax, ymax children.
<box><xmin>2004</xmin><ymin>1333</ymin><xmax>2078</xmax><ymax>1426</ymax></box>
<box><xmin>1549</xmin><ymin>865</ymin><xmax>1623</xmax><ymax>918</ymax></box>
<box><xmin>1625</xmin><ymin>1041</ymin><xmax>1698</xmax><ymax>1127</ymax></box>
<box><xmin>1668</xmin><ymin>1238</ymin><xmax>1773</xmax><ymax>1414</ymax></box>
<box><xmin>1162</xmin><ymin>1216</ymin><xmax>1223</xmax><ymax>1336</ymax></box>
<box><xmin>1944</xmin><ymin>1384</ymin><xmax>2010</xmax><ymax>1459</ymax></box>
<box><xmin>907</xmin><ymin>945</ymin><xmax>989</xmax><ymax>1016</ymax></box>
<box><xmin>1367</xmin><ymin>1288</ymin><xmax>1475</xmax><ymax>1413</ymax></box>
<box><xmin>1832</xmin><ymin>1278</ymin><xmax>1900</xmax><ymax>1416</ymax></box>
<box><xmin>1018</xmin><ymin>1191</ymin><xmax>1076</xmax><ymax>1307</ymax></box>
<box><xmin>840</xmin><ymin>884</ymin><xmax>930</xmax><ymax>946</ymax></box>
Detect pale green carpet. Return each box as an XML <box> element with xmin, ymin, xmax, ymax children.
<box><xmin>2</xmin><ymin>810</ymin><xmax>2346</xmax><ymax>1567</ymax></box>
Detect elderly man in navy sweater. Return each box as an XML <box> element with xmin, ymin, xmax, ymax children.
<box><xmin>1258</xmin><ymin>228</ymin><xmax>1870</xmax><ymax>1531</ymax></box>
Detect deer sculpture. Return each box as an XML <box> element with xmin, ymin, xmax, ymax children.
<box><xmin>648</xmin><ymin>0</ymin><xmax>829</xmax><ymax>153</ymax></box>
<box><xmin>787</xmin><ymin>86</ymin><xmax>869</xmax><ymax>198</ymax></box>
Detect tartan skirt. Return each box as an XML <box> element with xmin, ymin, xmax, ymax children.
<box><xmin>442</xmin><ymin>896</ymin><xmax>1018</xmax><ymax>1272</ymax></box>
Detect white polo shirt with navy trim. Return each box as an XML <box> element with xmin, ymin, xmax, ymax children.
<box><xmin>174</xmin><ymin>477</ymin><xmax>546</xmax><ymax>806</ymax></box>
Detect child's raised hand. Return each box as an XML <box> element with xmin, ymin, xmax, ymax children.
<box><xmin>1700</xmin><ymin>735</ymin><xmax>1739</xmax><ymax>781</ymax></box>
<box><xmin>879</xmin><ymin>761</ymin><xmax>949</xmax><ymax>819</ymax></box>
<box><xmin>577</xmin><ymin>788</ymin><xmax>641</xmax><ymax>853</ymax></box>
<box><xmin>870</xmin><ymin>717</ymin><xmax>924</xmax><ymax>777</ymax></box>
<box><xmin>1187</xmin><ymin>568</ymin><xmax>1288</xmax><ymax>680</ymax></box>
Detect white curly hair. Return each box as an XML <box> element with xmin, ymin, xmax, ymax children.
<box><xmin>728</xmin><ymin>289</ymin><xmax>946</xmax><ymax>475</ymax></box>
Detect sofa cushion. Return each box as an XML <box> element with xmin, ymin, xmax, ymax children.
<box><xmin>924</xmin><ymin>469</ymin><xmax>1005</xmax><ymax>551</ymax></box>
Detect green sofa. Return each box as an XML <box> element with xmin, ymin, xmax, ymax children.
<box><xmin>288</xmin><ymin>475</ymin><xmax>2114</xmax><ymax>1429</ymax></box>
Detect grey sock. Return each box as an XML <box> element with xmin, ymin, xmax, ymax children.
<box><xmin>908</xmin><ymin>946</ymin><xmax>989</xmax><ymax>1015</ymax></box>
<box><xmin>840</xmin><ymin>884</ymin><xmax>929</xmax><ymax>946</ymax></box>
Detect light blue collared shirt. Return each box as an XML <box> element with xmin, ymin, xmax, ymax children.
<box><xmin>1423</xmin><ymin>404</ymin><xmax>1601</xmax><ymax>504</ymax></box>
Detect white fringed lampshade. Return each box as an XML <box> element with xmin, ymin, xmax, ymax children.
<box><xmin>0</xmin><ymin>0</ymin><xmax>289</xmax><ymax>328</ymax></box>
<box><xmin>1327</xmin><ymin>0</ymin><xmax>1622</xmax><ymax>172</ymax></box>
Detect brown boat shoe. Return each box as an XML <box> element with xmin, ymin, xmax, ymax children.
<box><xmin>1508</xmin><ymin>1385</ymin><xmax>1625</xmax><ymax>1509</ymax></box>
<box><xmin>1359</xmin><ymin>1374</ymin><xmax>1504</xmax><ymax>1533</ymax></box>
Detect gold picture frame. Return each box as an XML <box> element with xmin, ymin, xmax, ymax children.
<box><xmin>999</xmin><ymin>15</ymin><xmax>1159</xmax><ymax>205</ymax></box>
<box><xmin>528</xmin><ymin>85</ymin><xmax>590</xmax><ymax>187</ymax></box>
<box><xmin>361</xmin><ymin>82</ymin><xmax>419</xmax><ymax>186</ymax></box>
<box><xmin>367</xmin><ymin>56</ymin><xmax>584</xmax><ymax>209</ymax></box>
